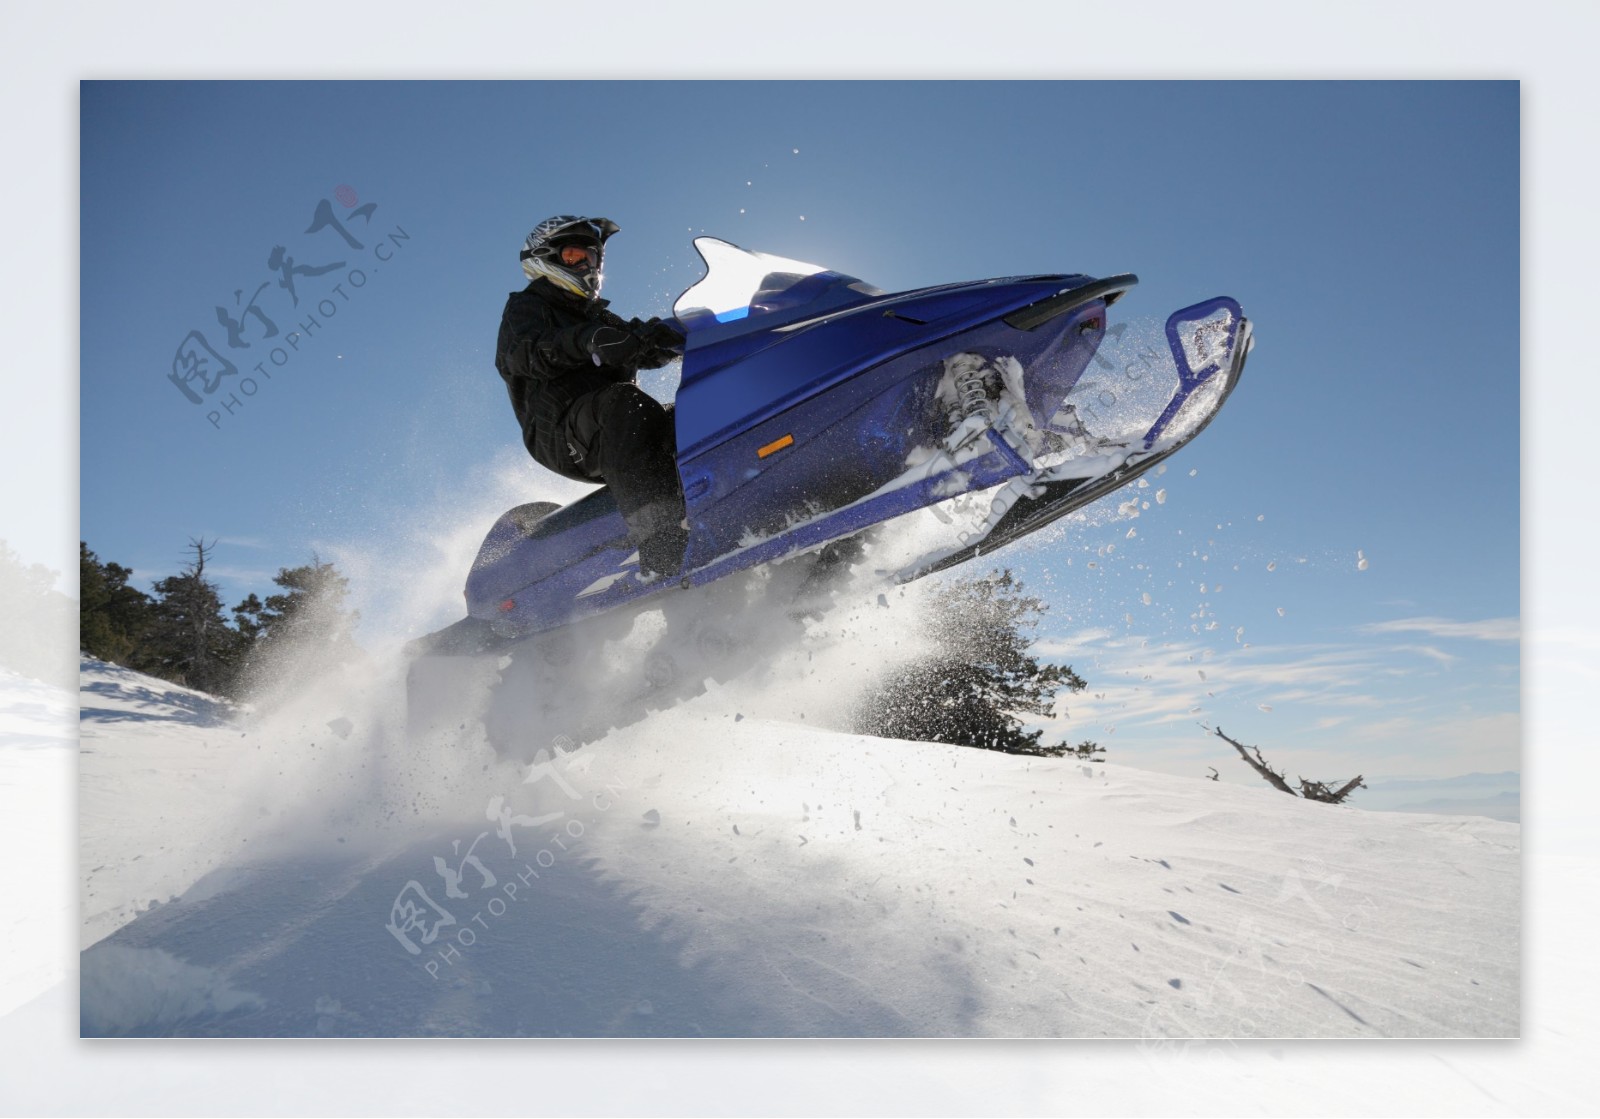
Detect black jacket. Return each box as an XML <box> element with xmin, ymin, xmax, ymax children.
<box><xmin>495</xmin><ymin>279</ymin><xmax>640</xmax><ymax>481</ymax></box>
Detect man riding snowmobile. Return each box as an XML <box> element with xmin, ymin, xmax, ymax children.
<box><xmin>415</xmin><ymin>231</ymin><xmax>1252</xmax><ymax>753</ymax></box>
<box><xmin>495</xmin><ymin>215</ymin><xmax>690</xmax><ymax>577</ymax></box>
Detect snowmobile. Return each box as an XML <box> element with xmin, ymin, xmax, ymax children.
<box><xmin>407</xmin><ymin>237</ymin><xmax>1253</xmax><ymax>753</ymax></box>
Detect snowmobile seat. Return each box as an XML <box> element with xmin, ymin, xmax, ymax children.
<box><xmin>470</xmin><ymin>488</ymin><xmax>625</xmax><ymax>587</ymax></box>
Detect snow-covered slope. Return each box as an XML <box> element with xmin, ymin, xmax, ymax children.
<box><xmin>0</xmin><ymin>667</ymin><xmax>75</xmax><ymax>1016</ymax></box>
<box><xmin>77</xmin><ymin>657</ymin><xmax>1517</xmax><ymax>1038</ymax></box>
<box><xmin>79</xmin><ymin>658</ymin><xmax>259</xmax><ymax>947</ymax></box>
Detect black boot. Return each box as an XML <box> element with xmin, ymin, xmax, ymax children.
<box><xmin>564</xmin><ymin>383</ymin><xmax>688</xmax><ymax>577</ymax></box>
<box><xmin>627</xmin><ymin>498</ymin><xmax>689</xmax><ymax>578</ymax></box>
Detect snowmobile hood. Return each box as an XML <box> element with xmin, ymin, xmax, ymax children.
<box><xmin>669</xmin><ymin>237</ymin><xmax>1095</xmax><ymax>456</ymax></box>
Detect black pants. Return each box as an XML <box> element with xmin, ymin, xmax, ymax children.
<box><xmin>561</xmin><ymin>383</ymin><xmax>685</xmax><ymax>541</ymax></box>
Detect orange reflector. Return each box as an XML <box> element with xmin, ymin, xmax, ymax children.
<box><xmin>498</xmin><ymin>599</ymin><xmax>515</xmax><ymax>612</ymax></box>
<box><xmin>757</xmin><ymin>434</ymin><xmax>794</xmax><ymax>459</ymax></box>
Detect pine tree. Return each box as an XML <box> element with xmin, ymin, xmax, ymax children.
<box><xmin>0</xmin><ymin>541</ymin><xmax>77</xmax><ymax>687</ymax></box>
<box><xmin>852</xmin><ymin>569</ymin><xmax>1088</xmax><ymax>755</ymax></box>
<box><xmin>232</xmin><ymin>556</ymin><xmax>361</xmax><ymax>694</ymax></box>
<box><xmin>145</xmin><ymin>538</ymin><xmax>243</xmax><ymax>695</ymax></box>
<box><xmin>79</xmin><ymin>541</ymin><xmax>155</xmax><ymax>667</ymax></box>
<box><xmin>250</xmin><ymin>557</ymin><xmax>358</xmax><ymax>649</ymax></box>
<box><xmin>232</xmin><ymin>593</ymin><xmax>266</xmax><ymax>642</ymax></box>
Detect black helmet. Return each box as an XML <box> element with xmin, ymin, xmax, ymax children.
<box><xmin>520</xmin><ymin>215</ymin><xmax>619</xmax><ymax>298</ymax></box>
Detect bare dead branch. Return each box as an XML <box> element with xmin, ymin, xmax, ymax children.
<box><xmin>1213</xmin><ymin>726</ymin><xmax>1364</xmax><ymax>804</ymax></box>
<box><xmin>1213</xmin><ymin>725</ymin><xmax>1297</xmax><ymax>796</ymax></box>
<box><xmin>1331</xmin><ymin>775</ymin><xmax>1366</xmax><ymax>802</ymax></box>
<box><xmin>1298</xmin><ymin>775</ymin><xmax>1366</xmax><ymax>804</ymax></box>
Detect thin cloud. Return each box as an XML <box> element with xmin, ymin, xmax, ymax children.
<box><xmin>1359</xmin><ymin>617</ymin><xmax>1519</xmax><ymax>643</ymax></box>
<box><xmin>1024</xmin><ymin>623</ymin><xmax>1518</xmax><ymax>779</ymax></box>
<box><xmin>1033</xmin><ymin>628</ymin><xmax>1117</xmax><ymax>656</ymax></box>
<box><xmin>206</xmin><ymin>564</ymin><xmax>276</xmax><ymax>586</ymax></box>
<box><xmin>1032</xmin><ymin>633</ymin><xmax>1405</xmax><ymax>734</ymax></box>
<box><xmin>1390</xmin><ymin>644</ymin><xmax>1460</xmax><ymax>667</ymax></box>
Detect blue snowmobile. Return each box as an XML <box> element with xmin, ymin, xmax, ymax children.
<box><xmin>408</xmin><ymin>237</ymin><xmax>1252</xmax><ymax>753</ymax></box>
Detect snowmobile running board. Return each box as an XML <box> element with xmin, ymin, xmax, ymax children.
<box><xmin>898</xmin><ymin>317</ymin><xmax>1252</xmax><ymax>583</ymax></box>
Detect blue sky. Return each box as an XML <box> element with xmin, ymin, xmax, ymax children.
<box><xmin>79</xmin><ymin>80</ymin><xmax>1519</xmax><ymax>781</ymax></box>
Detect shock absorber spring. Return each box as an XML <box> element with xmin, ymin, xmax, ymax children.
<box><xmin>953</xmin><ymin>360</ymin><xmax>991</xmax><ymax>419</ymax></box>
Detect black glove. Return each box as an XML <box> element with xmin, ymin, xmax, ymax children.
<box><xmin>588</xmin><ymin>318</ymin><xmax>685</xmax><ymax>369</ymax></box>
<box><xmin>634</xmin><ymin>318</ymin><xmax>685</xmax><ymax>369</ymax></box>
<box><xmin>632</xmin><ymin>317</ymin><xmax>686</xmax><ymax>354</ymax></box>
<box><xmin>584</xmin><ymin>323</ymin><xmax>650</xmax><ymax>368</ymax></box>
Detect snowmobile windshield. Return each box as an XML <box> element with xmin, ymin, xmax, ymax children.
<box><xmin>673</xmin><ymin>237</ymin><xmax>884</xmax><ymax>337</ymax></box>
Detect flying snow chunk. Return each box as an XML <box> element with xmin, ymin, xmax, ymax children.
<box><xmin>1126</xmin><ymin>528</ymin><xmax>1137</xmax><ymax>539</ymax></box>
<box><xmin>1258</xmin><ymin>704</ymin><xmax>1273</xmax><ymax>713</ymax></box>
<box><xmin>1257</xmin><ymin>514</ymin><xmax>1266</xmax><ymax>522</ymax></box>
<box><xmin>1357</xmin><ymin>549</ymin><xmax>1370</xmax><ymax>571</ymax></box>
<box><xmin>1155</xmin><ymin>488</ymin><xmax>1167</xmax><ymax>505</ymax></box>
<box><xmin>1141</xmin><ymin>592</ymin><xmax>1152</xmax><ymax>606</ymax></box>
<box><xmin>1276</xmin><ymin>607</ymin><xmax>1286</xmax><ymax>617</ymax></box>
<box><xmin>1189</xmin><ymin>468</ymin><xmax>1198</xmax><ymax>477</ymax></box>
<box><xmin>1267</xmin><ymin>560</ymin><xmax>1278</xmax><ymax>572</ymax></box>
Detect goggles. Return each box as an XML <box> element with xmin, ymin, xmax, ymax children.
<box><xmin>558</xmin><ymin>243</ymin><xmax>598</xmax><ymax>268</ymax></box>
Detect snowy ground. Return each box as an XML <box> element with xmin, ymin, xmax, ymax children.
<box><xmin>78</xmin><ymin>661</ymin><xmax>255</xmax><ymax>948</ymax></box>
<box><xmin>0</xmin><ymin>668</ymin><xmax>75</xmax><ymax>1017</ymax></box>
<box><xmin>74</xmin><ymin>655</ymin><xmax>1517</xmax><ymax>1039</ymax></box>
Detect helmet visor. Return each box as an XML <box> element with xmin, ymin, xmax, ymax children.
<box><xmin>558</xmin><ymin>244</ymin><xmax>598</xmax><ymax>268</ymax></box>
